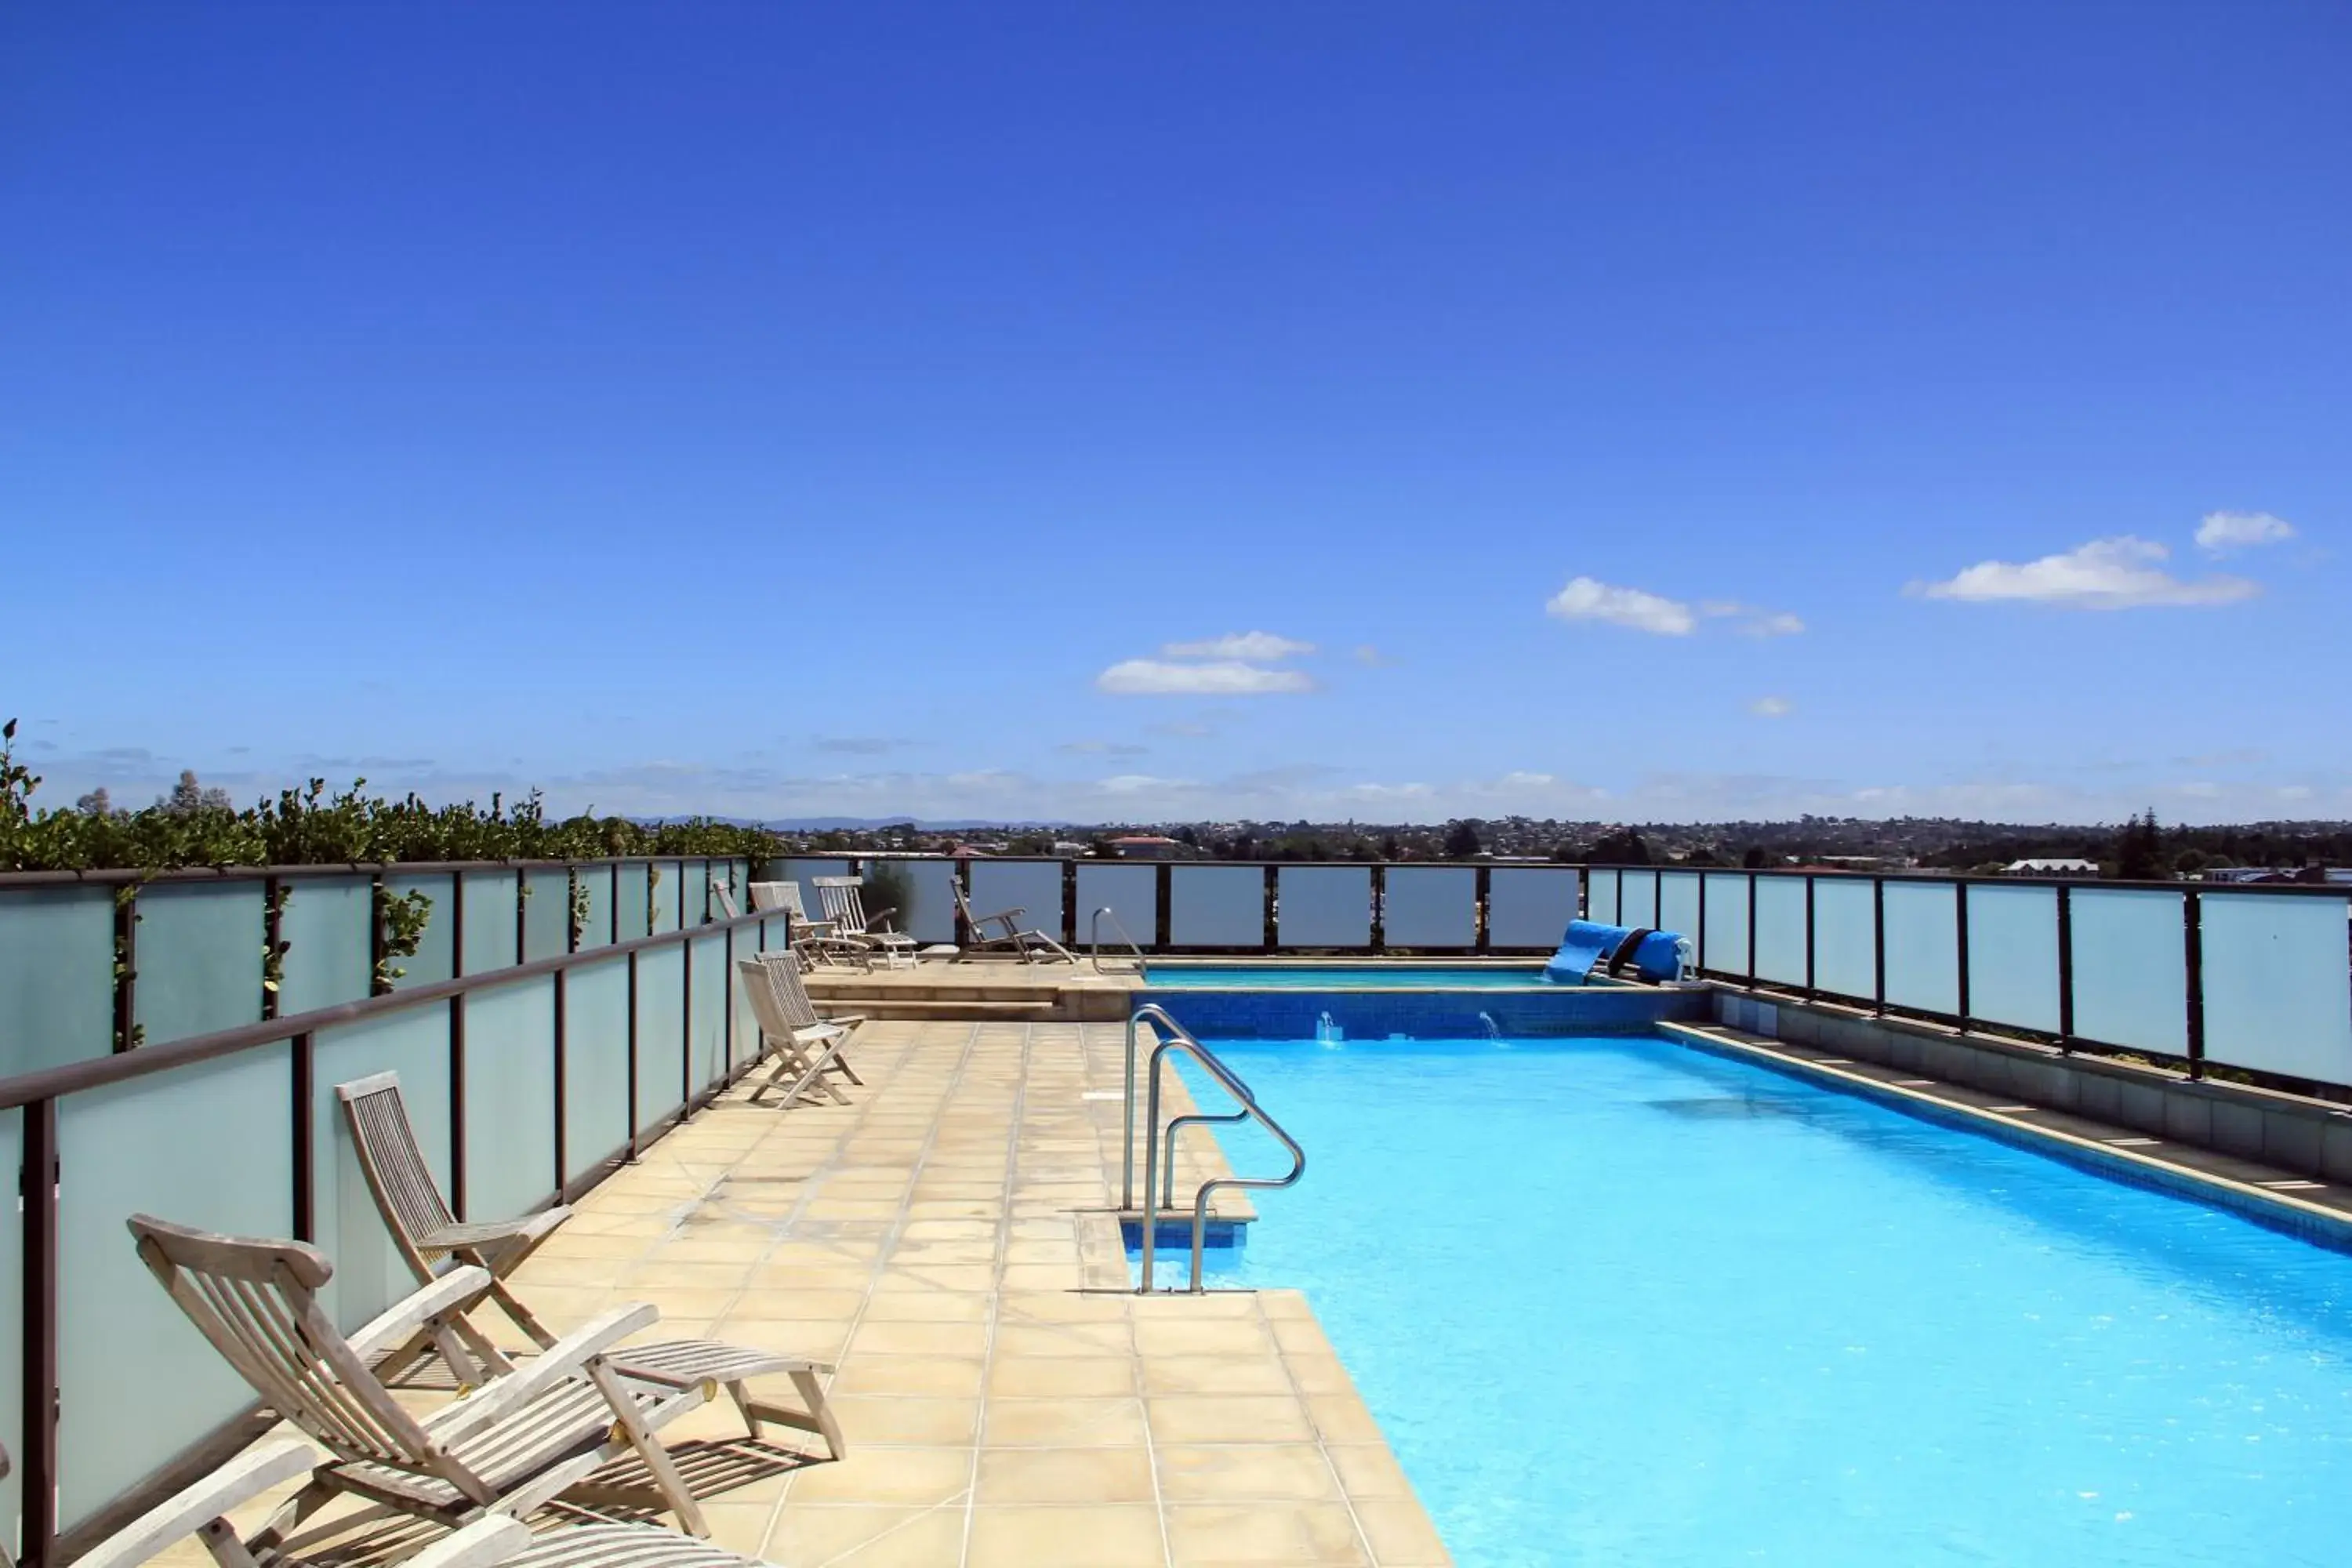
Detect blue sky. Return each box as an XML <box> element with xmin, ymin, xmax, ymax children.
<box><xmin>5</xmin><ymin>3</ymin><xmax>2347</xmax><ymax>825</ymax></box>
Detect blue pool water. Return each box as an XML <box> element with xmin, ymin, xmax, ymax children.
<box><xmin>1145</xmin><ymin>964</ymin><xmax>1555</xmax><ymax>989</ymax></box>
<box><xmin>1168</xmin><ymin>1034</ymin><xmax>2352</xmax><ymax>1566</ymax></box>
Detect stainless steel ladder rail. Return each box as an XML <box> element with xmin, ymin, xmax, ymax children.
<box><xmin>1131</xmin><ymin>1003</ymin><xmax>1306</xmax><ymax>1294</ymax></box>
<box><xmin>1091</xmin><ymin>906</ymin><xmax>1147</xmax><ymax>975</ymax></box>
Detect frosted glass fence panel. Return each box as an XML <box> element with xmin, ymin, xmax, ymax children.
<box><xmin>279</xmin><ymin>876</ymin><xmax>374</xmax><ymax>1016</ymax></box>
<box><xmin>777</xmin><ymin>860</ymin><xmax>850</xmax><ymax>924</ymax></box>
<box><xmin>57</xmin><ymin>1043</ymin><xmax>295</xmax><ymax>1530</ymax></box>
<box><xmin>1811</xmin><ymin>879</ymin><xmax>1877</xmax><ymax>1000</ymax></box>
<box><xmin>1751</xmin><ymin>877</ymin><xmax>1808</xmax><ymax>986</ymax></box>
<box><xmin>1170</xmin><ymin>867</ymin><xmax>1265</xmax><ymax>947</ymax></box>
<box><xmin>887</xmin><ymin>859</ymin><xmax>959</xmax><ymax>945</ymax></box>
<box><xmin>2200</xmin><ymin>893</ymin><xmax>2352</xmax><ymax>1084</ymax></box>
<box><xmin>523</xmin><ymin>869</ymin><xmax>572</xmax><ymax>960</ymax></box>
<box><xmin>689</xmin><ymin>931</ymin><xmax>731</xmax><ymax>1092</ymax></box>
<box><xmin>1076</xmin><ymin>864</ymin><xmax>1157</xmax><ymax>946</ymax></box>
<box><xmin>633</xmin><ymin>946</ymin><xmax>687</xmax><ymax>1134</ymax></box>
<box><xmin>564</xmin><ymin>959</ymin><xmax>632</xmax><ymax>1183</ymax></box>
<box><xmin>1385</xmin><ymin>868</ymin><xmax>1475</xmax><ymax>949</ymax></box>
<box><xmin>680</xmin><ymin>861</ymin><xmax>709</xmax><ymax>922</ymax></box>
<box><xmin>1587</xmin><ymin>874</ymin><xmax>1620</xmax><ymax>925</ymax></box>
<box><xmin>1278</xmin><ymin>867</ymin><xmax>1370</xmax><ymax>949</ymax></box>
<box><xmin>1618</xmin><ymin>874</ymin><xmax>1657</xmax><ymax>930</ymax></box>
<box><xmin>575</xmin><ymin>869</ymin><xmax>613</xmax><ymax>949</ymax></box>
<box><xmin>615</xmin><ymin>864</ymin><xmax>652</xmax><ymax>942</ymax></box>
<box><xmin>972</xmin><ymin>862</ymin><xmax>1067</xmax><ymax>940</ymax></box>
<box><xmin>136</xmin><ymin>882</ymin><xmax>267</xmax><ymax>1043</ymax></box>
<box><xmin>0</xmin><ymin>1109</ymin><xmax>24</xmax><ymax>1542</ymax></box>
<box><xmin>1658</xmin><ymin>873</ymin><xmax>1701</xmax><ymax>942</ymax></box>
<box><xmin>1964</xmin><ymin>885</ymin><xmax>2059</xmax><ymax>1034</ymax></box>
<box><xmin>1700</xmin><ymin>873</ymin><xmax>1750</xmax><ymax>975</ymax></box>
<box><xmin>0</xmin><ymin>885</ymin><xmax>113</xmax><ymax>1074</ymax></box>
<box><xmin>1880</xmin><ymin>881</ymin><xmax>1959</xmax><ymax>1016</ymax></box>
<box><xmin>312</xmin><ymin>1008</ymin><xmax>453</xmax><ymax>1331</ymax></box>
<box><xmin>2071</xmin><ymin>889</ymin><xmax>2187</xmax><ymax>1055</ymax></box>
<box><xmin>387</xmin><ymin>872</ymin><xmax>456</xmax><ymax>989</ymax></box>
<box><xmin>461</xmin><ymin>982</ymin><xmax>559</xmax><ymax>1225</ymax></box>
<box><xmin>1486</xmin><ymin>868</ymin><xmax>1580</xmax><ymax>949</ymax></box>
<box><xmin>460</xmin><ymin>870</ymin><xmax>521</xmax><ymax>975</ymax></box>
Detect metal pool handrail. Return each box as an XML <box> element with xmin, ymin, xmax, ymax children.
<box><xmin>1091</xmin><ymin>906</ymin><xmax>1147</xmax><ymax>975</ymax></box>
<box><xmin>1132</xmin><ymin>1003</ymin><xmax>1305</xmax><ymax>1294</ymax></box>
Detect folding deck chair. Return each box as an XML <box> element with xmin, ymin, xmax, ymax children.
<box><xmin>808</xmin><ymin>877</ymin><xmax>920</xmax><ymax>970</ymax></box>
<box><xmin>947</xmin><ymin>879</ymin><xmax>1076</xmax><ymax>964</ymax></box>
<box><xmin>735</xmin><ymin>958</ymin><xmax>861</xmax><ymax>1107</ymax></box>
<box><xmin>126</xmin><ymin>1218</ymin><xmax>717</xmax><ymax>1541</ymax></box>
<box><xmin>72</xmin><ymin>1437</ymin><xmax>773</xmax><ymax>1568</ymax></box>
<box><xmin>747</xmin><ymin>880</ymin><xmax>862</xmax><ymax>969</ymax></box>
<box><xmin>334</xmin><ymin>1074</ymin><xmax>844</xmax><ymax>1459</ymax></box>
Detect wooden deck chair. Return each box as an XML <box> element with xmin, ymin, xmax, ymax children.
<box><xmin>808</xmin><ymin>877</ymin><xmax>919</xmax><ymax>970</ymax></box>
<box><xmin>947</xmin><ymin>880</ymin><xmax>1076</xmax><ymax>964</ymax></box>
<box><xmin>753</xmin><ymin>952</ymin><xmax>866</xmax><ymax>1087</ymax></box>
<box><xmin>334</xmin><ymin>1074</ymin><xmax>844</xmax><ymax>1458</ymax></box>
<box><xmin>73</xmin><ymin>1438</ymin><xmax>771</xmax><ymax>1568</ymax></box>
<box><xmin>735</xmin><ymin>959</ymin><xmax>857</xmax><ymax>1107</ymax></box>
<box><xmin>708</xmin><ymin>877</ymin><xmax>740</xmax><ymax>920</ymax></box>
<box><xmin>748</xmin><ymin>880</ymin><xmax>860</xmax><ymax>968</ymax></box>
<box><xmin>125</xmin><ymin>1217</ymin><xmax>715</xmax><ymax>1541</ymax></box>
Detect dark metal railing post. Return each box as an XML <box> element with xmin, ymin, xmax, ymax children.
<box><xmin>1745</xmin><ymin>873</ymin><xmax>1759</xmax><ymax>981</ymax></box>
<box><xmin>113</xmin><ymin>885</ymin><xmax>139</xmax><ymax>1050</ymax></box>
<box><xmin>552</xmin><ymin>968</ymin><xmax>569</xmax><ymax>1192</ymax></box>
<box><xmin>1871</xmin><ymin>877</ymin><xmax>1887</xmax><ymax>1016</ymax></box>
<box><xmin>369</xmin><ymin>873</ymin><xmax>390</xmax><ymax>996</ymax></box>
<box><xmin>1261</xmin><ymin>866</ymin><xmax>1278</xmax><ymax>954</ymax></box>
<box><xmin>1802</xmin><ymin>874</ymin><xmax>1817</xmax><ymax>999</ymax></box>
<box><xmin>1577</xmin><ymin>866</ymin><xmax>1589</xmax><ymax>920</ymax></box>
<box><xmin>681</xmin><ymin>933</ymin><xmax>695</xmax><ymax>1113</ymax></box>
<box><xmin>1154</xmin><ymin>864</ymin><xmax>1172</xmax><ymax>951</ymax></box>
<box><xmin>448</xmin><ymin>874</ymin><xmax>467</xmax><ymax>1219</ymax></box>
<box><xmin>22</xmin><ymin>1097</ymin><xmax>58</xmax><ymax>1568</ymax></box>
<box><xmin>2184</xmin><ymin>889</ymin><xmax>2206</xmax><ymax>1080</ymax></box>
<box><xmin>1369</xmin><ymin>864</ymin><xmax>1387</xmax><ymax>954</ymax></box>
<box><xmin>1060</xmin><ymin>859</ymin><xmax>1078</xmax><ymax>948</ymax></box>
<box><xmin>721</xmin><ymin>923</ymin><xmax>735</xmax><ymax>1073</ymax></box>
<box><xmin>291</xmin><ymin>1032</ymin><xmax>314</xmax><ymax>1240</ymax></box>
<box><xmin>1955</xmin><ymin>880</ymin><xmax>1973</xmax><ymax>1033</ymax></box>
<box><xmin>2056</xmin><ymin>883</ymin><xmax>2075</xmax><ymax>1052</ymax></box>
<box><xmin>1695</xmin><ymin>873</ymin><xmax>1708</xmax><ymax>971</ymax></box>
<box><xmin>609</xmin><ymin>863</ymin><xmax>620</xmax><ymax>946</ymax></box>
<box><xmin>1653</xmin><ymin>868</ymin><xmax>1664</xmax><ymax>927</ymax></box>
<box><xmin>624</xmin><ymin>949</ymin><xmax>641</xmax><ymax>1160</ymax></box>
<box><xmin>1616</xmin><ymin>867</ymin><xmax>1625</xmax><ymax>924</ymax></box>
<box><xmin>1474</xmin><ymin>865</ymin><xmax>1492</xmax><ymax>955</ymax></box>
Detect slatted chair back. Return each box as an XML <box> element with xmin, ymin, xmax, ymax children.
<box><xmin>735</xmin><ymin>960</ymin><xmax>800</xmax><ymax>1043</ymax></box>
<box><xmin>810</xmin><ymin>877</ymin><xmax>884</xmax><ymax>934</ymax></box>
<box><xmin>125</xmin><ymin>1214</ymin><xmax>470</xmax><ymax>1492</ymax></box>
<box><xmin>710</xmin><ymin>878</ymin><xmax>742</xmax><ymax>920</ymax></box>
<box><xmin>755</xmin><ymin>951</ymin><xmax>825</xmax><ymax>1029</ymax></box>
<box><xmin>747</xmin><ymin>881</ymin><xmax>809</xmax><ymax>920</ymax></box>
<box><xmin>336</xmin><ymin>1072</ymin><xmax>456</xmax><ymax>1279</ymax></box>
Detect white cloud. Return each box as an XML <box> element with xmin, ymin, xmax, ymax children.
<box><xmin>1160</xmin><ymin>631</ymin><xmax>1316</xmax><ymax>661</ymax></box>
<box><xmin>1544</xmin><ymin>577</ymin><xmax>1696</xmax><ymax>634</ymax></box>
<box><xmin>2195</xmin><ymin>510</ymin><xmax>2296</xmax><ymax>554</ymax></box>
<box><xmin>1911</xmin><ymin>536</ymin><xmax>2259</xmax><ymax>610</ymax></box>
<box><xmin>1352</xmin><ymin>644</ymin><xmax>1391</xmax><ymax>666</ymax></box>
<box><xmin>1057</xmin><ymin>739</ymin><xmax>1149</xmax><ymax>757</ymax></box>
<box><xmin>1700</xmin><ymin>601</ymin><xmax>1806</xmax><ymax>637</ymax></box>
<box><xmin>1748</xmin><ymin>696</ymin><xmax>1793</xmax><ymax>718</ymax></box>
<box><xmin>1096</xmin><ymin>659</ymin><xmax>1316</xmax><ymax>696</ymax></box>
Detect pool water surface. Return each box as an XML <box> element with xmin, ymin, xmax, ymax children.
<box><xmin>1144</xmin><ymin>964</ymin><xmax>1555</xmax><ymax>989</ymax></box>
<box><xmin>1167</xmin><ymin>1034</ymin><xmax>2352</xmax><ymax>1566</ymax></box>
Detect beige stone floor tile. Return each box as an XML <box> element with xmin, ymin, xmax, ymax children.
<box><xmin>784</xmin><ymin>1445</ymin><xmax>975</xmax><ymax>1505</ymax></box>
<box><xmin>1154</xmin><ymin>1443</ymin><xmax>1344</xmax><ymax>1503</ymax></box>
<box><xmin>965</xmin><ymin>1503</ymin><xmax>1167</xmax><ymax>1568</ymax></box>
<box><xmin>1271</xmin><ymin>1317</ymin><xmax>1339</xmax><ymax>1356</ymax></box>
<box><xmin>982</xmin><ymin>1396</ymin><xmax>1149</xmax><ymax>1448</ymax></box>
<box><xmin>1146</xmin><ymin>1395</ymin><xmax>1315</xmax><ymax>1445</ymax></box>
<box><xmin>862</xmin><ymin>1290</ymin><xmax>993</xmax><ymax>1323</ymax></box>
<box><xmin>993</xmin><ymin>1319</ymin><xmax>1134</xmax><ymax>1359</ymax></box>
<box><xmin>765</xmin><ymin>1504</ymin><xmax>969</xmax><ymax>1567</ymax></box>
<box><xmin>975</xmin><ymin>1445</ymin><xmax>1157</xmax><ymax>1505</ymax></box>
<box><xmin>827</xmin><ymin>1394</ymin><xmax>982</xmax><ymax>1445</ymax></box>
<box><xmin>1305</xmin><ymin>1395</ymin><xmax>1386</xmax><ymax>1444</ymax></box>
<box><xmin>712</xmin><ymin>1316</ymin><xmax>851</xmax><ymax>1359</ymax></box>
<box><xmin>1164</xmin><ymin>1501</ymin><xmax>1370</xmax><ymax>1565</ymax></box>
<box><xmin>1134</xmin><ymin>1317</ymin><xmax>1277</xmax><ymax>1358</ymax></box>
<box><xmin>1140</xmin><ymin>1355</ymin><xmax>1298</xmax><ymax>1397</ymax></box>
<box><xmin>691</xmin><ymin>1499</ymin><xmax>781</xmax><ymax>1555</ymax></box>
<box><xmin>986</xmin><ymin>1355</ymin><xmax>1138</xmax><ymax>1399</ymax></box>
<box><xmin>833</xmin><ymin>1354</ymin><xmax>987</xmax><ymax>1398</ymax></box>
<box><xmin>1284</xmin><ymin>1354</ymin><xmax>1360</xmax><ymax>1396</ymax></box>
<box><xmin>997</xmin><ymin>1262</ymin><xmax>1084</xmax><ymax>1291</ymax></box>
<box><xmin>873</xmin><ymin>1263</ymin><xmax>997</xmax><ymax>1293</ymax></box>
<box><xmin>849</xmin><ymin>1319</ymin><xmax>992</xmax><ymax>1358</ymax></box>
<box><xmin>996</xmin><ymin>1290</ymin><xmax>1134</xmax><ymax>1323</ymax></box>
<box><xmin>1324</xmin><ymin>1444</ymin><xmax>1417</xmax><ymax>1501</ymax></box>
<box><xmin>1352</xmin><ymin>1499</ymin><xmax>1451</xmax><ymax>1565</ymax></box>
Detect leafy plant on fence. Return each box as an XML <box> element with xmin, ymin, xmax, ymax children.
<box><xmin>262</xmin><ymin>881</ymin><xmax>292</xmax><ymax>1004</ymax></box>
<box><xmin>0</xmin><ymin>720</ymin><xmax>782</xmax><ymax>872</ymax></box>
<box><xmin>374</xmin><ymin>885</ymin><xmax>435</xmax><ymax>990</ymax></box>
<box><xmin>569</xmin><ymin>874</ymin><xmax>594</xmax><ymax>946</ymax></box>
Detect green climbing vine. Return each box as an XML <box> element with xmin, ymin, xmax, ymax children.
<box><xmin>375</xmin><ymin>885</ymin><xmax>435</xmax><ymax>991</ymax></box>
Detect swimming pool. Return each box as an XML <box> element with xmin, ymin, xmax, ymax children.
<box><xmin>1145</xmin><ymin>964</ymin><xmax>1555</xmax><ymax>989</ymax></box>
<box><xmin>1164</xmin><ymin>1033</ymin><xmax>2352</xmax><ymax>1566</ymax></box>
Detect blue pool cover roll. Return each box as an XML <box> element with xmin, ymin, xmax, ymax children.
<box><xmin>1628</xmin><ymin>930</ymin><xmax>1686</xmax><ymax>983</ymax></box>
<box><xmin>1545</xmin><ymin>920</ymin><xmax>1630</xmax><ymax>982</ymax></box>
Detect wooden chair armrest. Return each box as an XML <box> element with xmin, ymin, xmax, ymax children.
<box><xmin>71</xmin><ymin>1440</ymin><xmax>319</xmax><ymax>1568</ymax></box>
<box><xmin>345</xmin><ymin>1267</ymin><xmax>495</xmax><ymax>1361</ymax></box>
<box><xmin>428</xmin><ymin>1302</ymin><xmax>659</xmax><ymax>1439</ymax></box>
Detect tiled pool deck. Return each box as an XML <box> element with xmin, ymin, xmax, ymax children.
<box><xmin>491</xmin><ymin>1018</ymin><xmax>1446</xmax><ymax>1566</ymax></box>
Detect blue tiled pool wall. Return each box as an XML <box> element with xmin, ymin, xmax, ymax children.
<box><xmin>1138</xmin><ymin>985</ymin><xmax>1709</xmax><ymax>1040</ymax></box>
